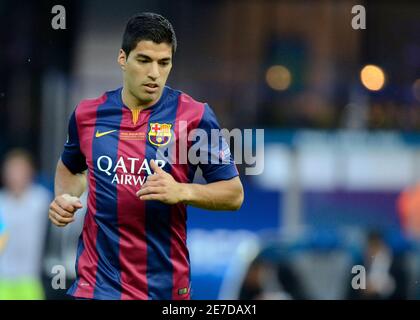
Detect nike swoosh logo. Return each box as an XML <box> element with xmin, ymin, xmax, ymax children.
<box><xmin>95</xmin><ymin>129</ymin><xmax>117</xmax><ymax>138</ymax></box>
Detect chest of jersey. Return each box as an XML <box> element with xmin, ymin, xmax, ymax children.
<box><xmin>85</xmin><ymin>106</ymin><xmax>176</xmax><ymax>188</ymax></box>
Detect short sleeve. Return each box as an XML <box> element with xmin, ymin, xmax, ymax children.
<box><xmin>61</xmin><ymin>110</ymin><xmax>87</xmax><ymax>174</ymax></box>
<box><xmin>190</xmin><ymin>104</ymin><xmax>238</xmax><ymax>183</ymax></box>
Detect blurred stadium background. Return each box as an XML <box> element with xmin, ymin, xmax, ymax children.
<box><xmin>1</xmin><ymin>0</ymin><xmax>420</xmax><ymax>299</ymax></box>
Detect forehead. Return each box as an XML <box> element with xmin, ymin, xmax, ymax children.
<box><xmin>130</xmin><ymin>40</ymin><xmax>172</xmax><ymax>59</ymax></box>
<box><xmin>3</xmin><ymin>157</ymin><xmax>32</xmax><ymax>171</ymax></box>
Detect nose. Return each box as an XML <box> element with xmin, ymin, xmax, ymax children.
<box><xmin>148</xmin><ymin>61</ymin><xmax>160</xmax><ymax>80</ymax></box>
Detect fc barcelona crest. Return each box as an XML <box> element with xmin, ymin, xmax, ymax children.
<box><xmin>148</xmin><ymin>123</ymin><xmax>172</xmax><ymax>147</ymax></box>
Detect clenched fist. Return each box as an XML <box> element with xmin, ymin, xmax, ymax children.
<box><xmin>49</xmin><ymin>194</ymin><xmax>83</xmax><ymax>227</ymax></box>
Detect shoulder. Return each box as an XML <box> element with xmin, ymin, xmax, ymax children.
<box><xmin>75</xmin><ymin>91</ymin><xmax>109</xmax><ymax>113</ymax></box>
<box><xmin>173</xmin><ymin>87</ymin><xmax>207</xmax><ymax>110</ymax></box>
<box><xmin>167</xmin><ymin>86</ymin><xmax>213</xmax><ymax>121</ymax></box>
<box><xmin>72</xmin><ymin>90</ymin><xmax>113</xmax><ymax>125</ymax></box>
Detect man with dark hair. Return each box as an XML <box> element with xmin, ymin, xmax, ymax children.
<box><xmin>48</xmin><ymin>12</ymin><xmax>244</xmax><ymax>300</ymax></box>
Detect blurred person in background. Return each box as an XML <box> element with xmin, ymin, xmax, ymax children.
<box><xmin>396</xmin><ymin>186</ymin><xmax>420</xmax><ymax>299</ymax></box>
<box><xmin>239</xmin><ymin>258</ymin><xmax>305</xmax><ymax>300</ymax></box>
<box><xmin>238</xmin><ymin>259</ymin><xmax>268</xmax><ymax>300</ymax></box>
<box><xmin>347</xmin><ymin>230</ymin><xmax>408</xmax><ymax>300</ymax></box>
<box><xmin>397</xmin><ymin>184</ymin><xmax>420</xmax><ymax>240</ymax></box>
<box><xmin>0</xmin><ymin>149</ymin><xmax>51</xmax><ymax>299</ymax></box>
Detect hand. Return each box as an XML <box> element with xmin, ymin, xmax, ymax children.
<box><xmin>136</xmin><ymin>160</ymin><xmax>186</xmax><ymax>205</ymax></box>
<box><xmin>49</xmin><ymin>194</ymin><xmax>83</xmax><ymax>227</ymax></box>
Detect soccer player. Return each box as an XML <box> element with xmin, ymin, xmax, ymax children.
<box><xmin>48</xmin><ymin>12</ymin><xmax>244</xmax><ymax>300</ymax></box>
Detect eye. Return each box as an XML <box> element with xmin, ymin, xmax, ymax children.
<box><xmin>159</xmin><ymin>61</ymin><xmax>170</xmax><ymax>66</ymax></box>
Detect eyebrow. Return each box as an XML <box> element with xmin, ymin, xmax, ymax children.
<box><xmin>135</xmin><ymin>54</ymin><xmax>171</xmax><ymax>62</ymax></box>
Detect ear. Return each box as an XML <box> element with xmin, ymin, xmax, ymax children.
<box><xmin>118</xmin><ymin>49</ymin><xmax>127</xmax><ymax>70</ymax></box>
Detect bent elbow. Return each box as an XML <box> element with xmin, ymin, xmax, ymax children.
<box><xmin>230</xmin><ymin>185</ymin><xmax>244</xmax><ymax>211</ymax></box>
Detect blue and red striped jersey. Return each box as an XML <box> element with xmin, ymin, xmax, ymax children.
<box><xmin>61</xmin><ymin>86</ymin><xmax>238</xmax><ymax>300</ymax></box>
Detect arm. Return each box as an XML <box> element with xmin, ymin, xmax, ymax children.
<box><xmin>49</xmin><ymin>159</ymin><xmax>86</xmax><ymax>227</ymax></box>
<box><xmin>182</xmin><ymin>177</ymin><xmax>243</xmax><ymax>211</ymax></box>
<box><xmin>49</xmin><ymin>108</ymin><xmax>88</xmax><ymax>227</ymax></box>
<box><xmin>138</xmin><ymin>104</ymin><xmax>244</xmax><ymax>210</ymax></box>
<box><xmin>137</xmin><ymin>160</ymin><xmax>244</xmax><ymax>211</ymax></box>
<box><xmin>55</xmin><ymin>159</ymin><xmax>87</xmax><ymax>198</ymax></box>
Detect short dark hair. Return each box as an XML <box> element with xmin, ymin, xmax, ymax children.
<box><xmin>121</xmin><ymin>12</ymin><xmax>177</xmax><ymax>57</ymax></box>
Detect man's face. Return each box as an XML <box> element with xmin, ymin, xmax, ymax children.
<box><xmin>118</xmin><ymin>40</ymin><xmax>173</xmax><ymax>106</ymax></box>
<box><xmin>2</xmin><ymin>156</ymin><xmax>33</xmax><ymax>196</ymax></box>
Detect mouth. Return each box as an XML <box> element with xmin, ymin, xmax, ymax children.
<box><xmin>143</xmin><ymin>83</ymin><xmax>159</xmax><ymax>93</ymax></box>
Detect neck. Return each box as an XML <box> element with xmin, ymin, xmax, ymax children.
<box><xmin>8</xmin><ymin>186</ymin><xmax>28</xmax><ymax>199</ymax></box>
<box><xmin>121</xmin><ymin>86</ymin><xmax>161</xmax><ymax>111</ymax></box>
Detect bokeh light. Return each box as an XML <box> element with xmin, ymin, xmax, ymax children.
<box><xmin>360</xmin><ymin>64</ymin><xmax>386</xmax><ymax>91</ymax></box>
<box><xmin>266</xmin><ymin>65</ymin><xmax>292</xmax><ymax>91</ymax></box>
